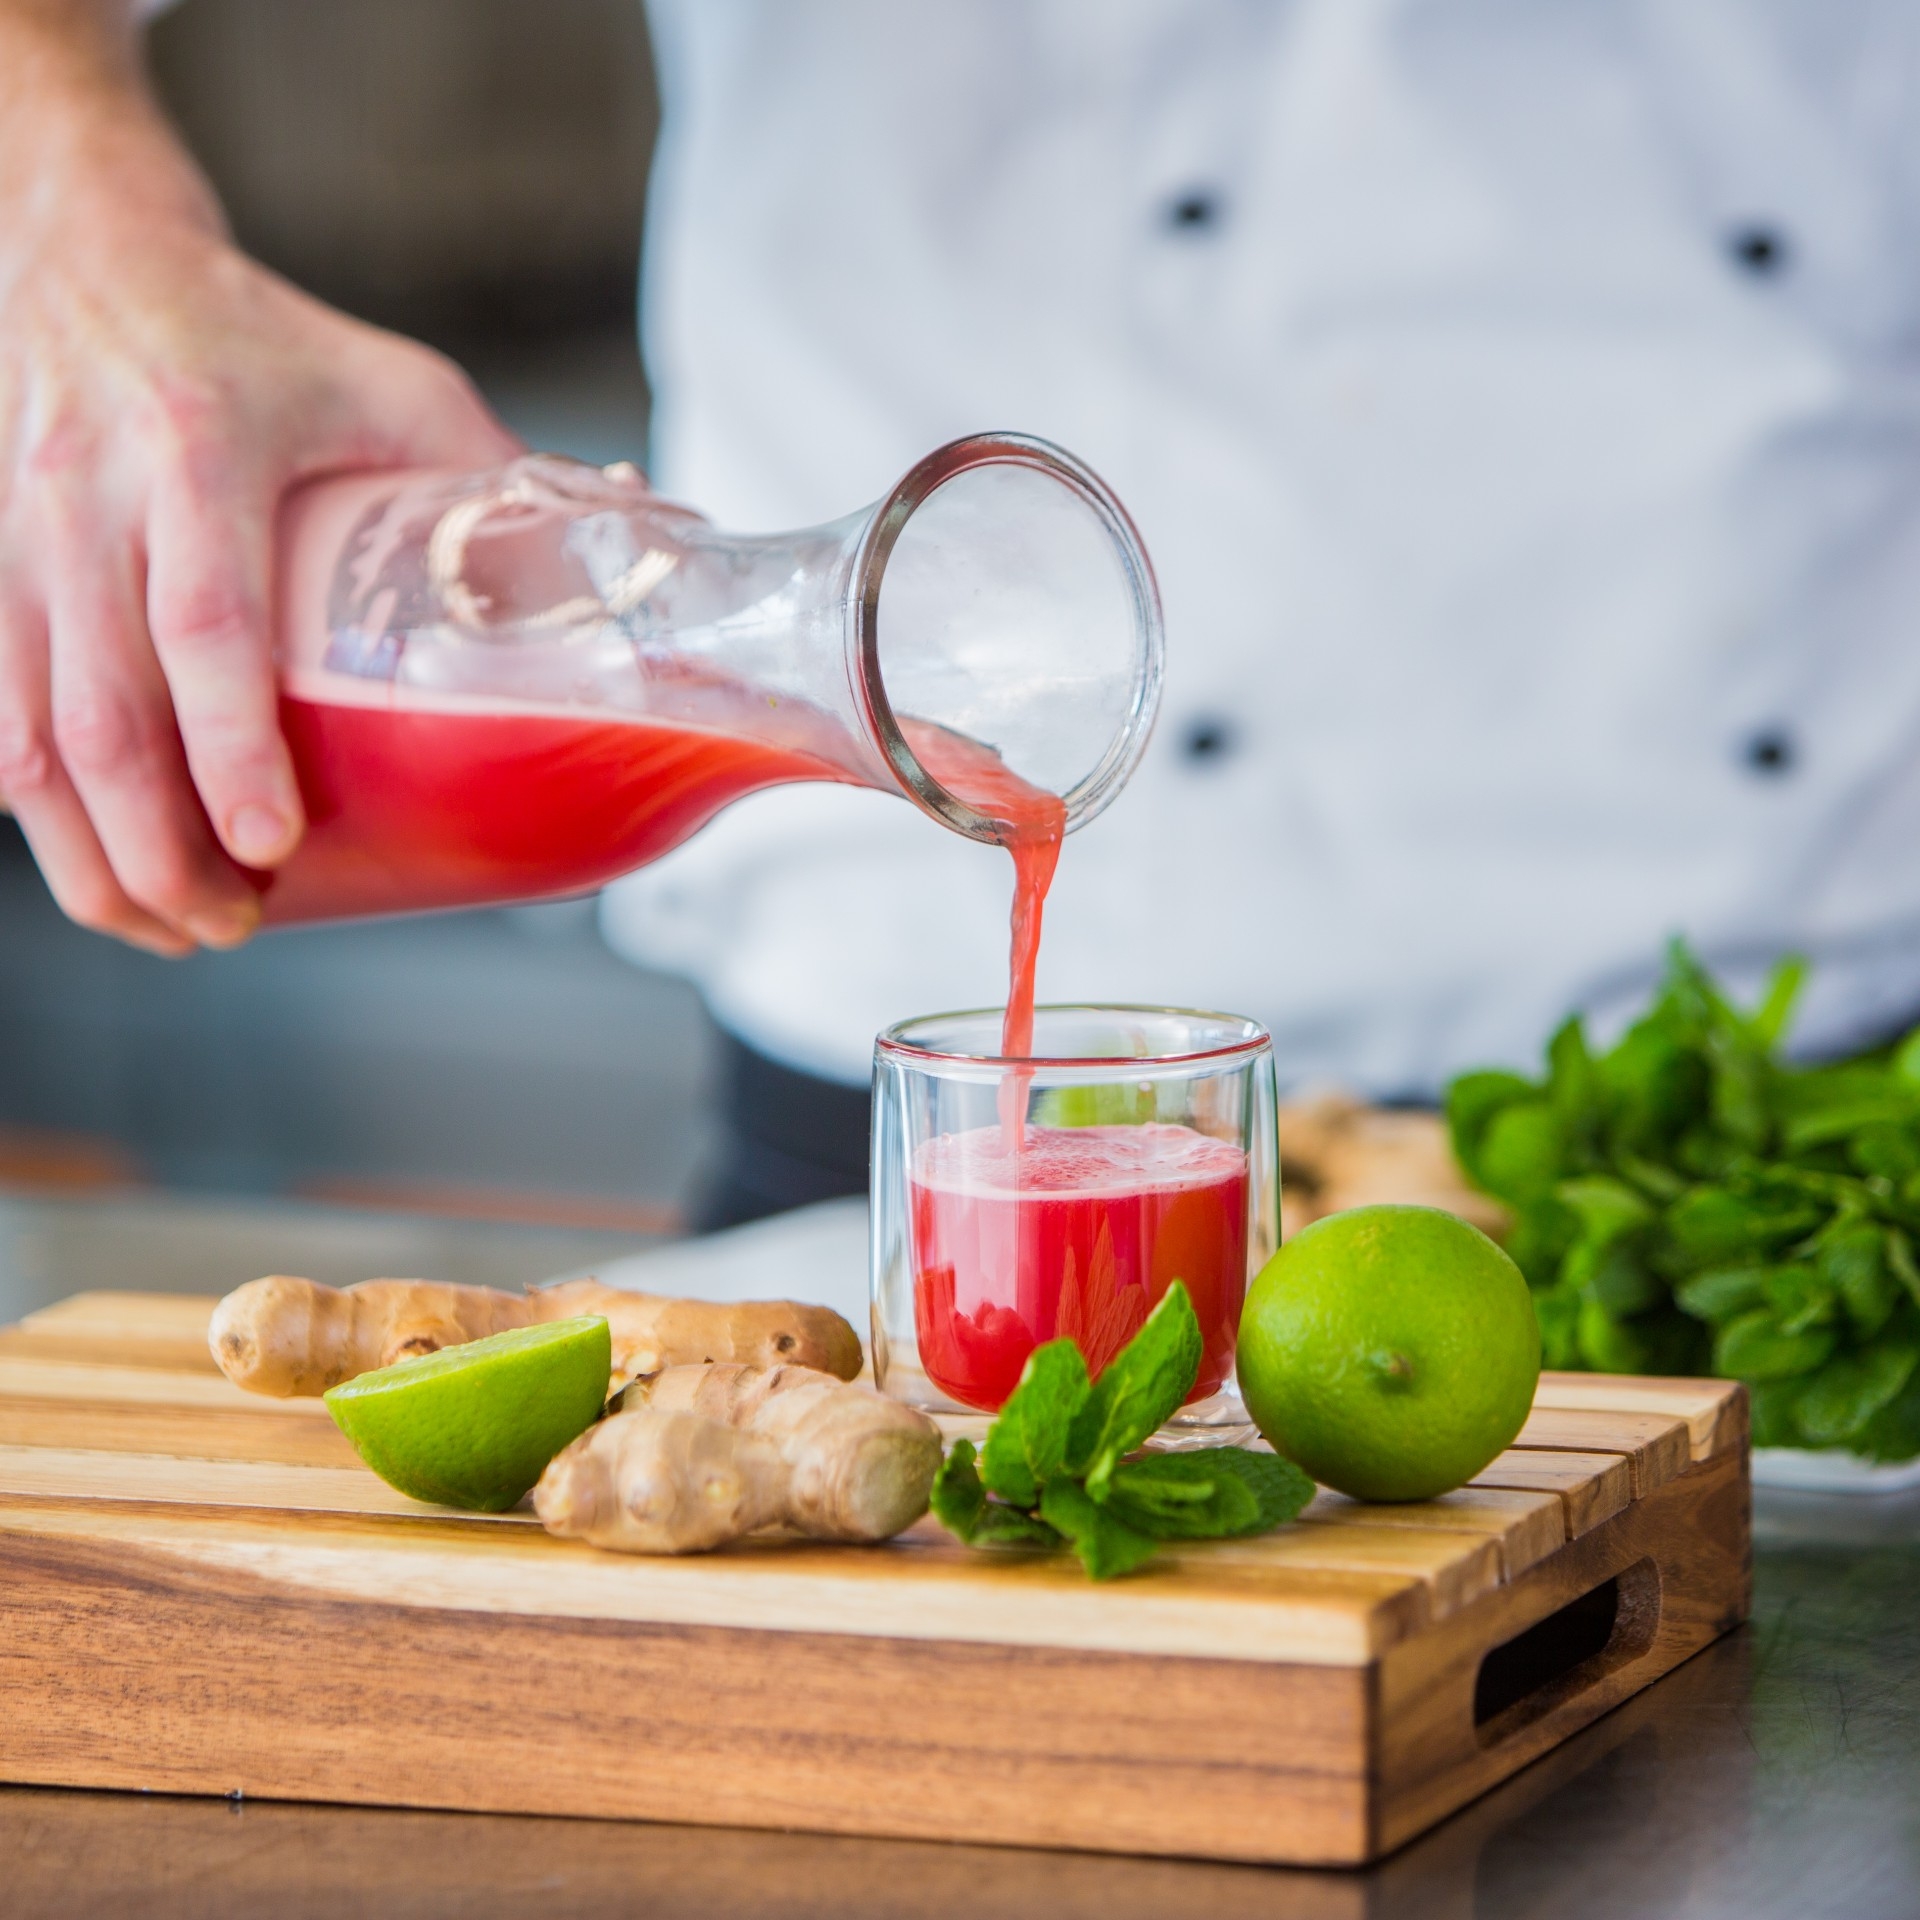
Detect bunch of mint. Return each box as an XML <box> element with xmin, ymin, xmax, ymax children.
<box><xmin>1446</xmin><ymin>941</ymin><xmax>1920</xmax><ymax>1461</ymax></box>
<box><xmin>930</xmin><ymin>1282</ymin><xmax>1314</xmax><ymax>1579</ymax></box>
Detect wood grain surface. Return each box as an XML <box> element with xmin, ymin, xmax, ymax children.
<box><xmin>0</xmin><ymin>1291</ymin><xmax>1750</xmax><ymax>1865</ymax></box>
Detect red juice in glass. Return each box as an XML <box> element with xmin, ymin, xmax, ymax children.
<box><xmin>909</xmin><ymin>1121</ymin><xmax>1249</xmax><ymax>1413</ymax></box>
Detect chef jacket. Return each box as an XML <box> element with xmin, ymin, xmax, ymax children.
<box><xmin>601</xmin><ymin>0</ymin><xmax>1920</xmax><ymax>1093</ymax></box>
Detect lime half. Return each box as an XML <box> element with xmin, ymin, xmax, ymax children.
<box><xmin>325</xmin><ymin>1315</ymin><xmax>611</xmax><ymax>1511</ymax></box>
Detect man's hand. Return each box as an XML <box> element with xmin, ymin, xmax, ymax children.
<box><xmin>0</xmin><ymin>4</ymin><xmax>520</xmax><ymax>952</ymax></box>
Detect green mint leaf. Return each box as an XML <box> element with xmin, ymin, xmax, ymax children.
<box><xmin>1751</xmin><ymin>954</ymin><xmax>1809</xmax><ymax>1050</ymax></box>
<box><xmin>1749</xmin><ymin>1378</ymin><xmax>1803</xmax><ymax>1448</ymax></box>
<box><xmin>1819</xmin><ymin>1227</ymin><xmax>1898</xmax><ymax>1339</ymax></box>
<box><xmin>1546</xmin><ymin>1016</ymin><xmax>1602</xmax><ymax>1150</ymax></box>
<box><xmin>1664</xmin><ymin>1186</ymin><xmax>1822</xmax><ymax>1266</ymax></box>
<box><xmin>1599</xmin><ymin>1023</ymin><xmax>1708</xmax><ymax>1155</ymax></box>
<box><xmin>930</xmin><ymin>1439</ymin><xmax>987</xmax><ymax>1542</ymax></box>
<box><xmin>1065</xmin><ymin>1282</ymin><xmax>1203</xmax><ymax>1492</ymax></box>
<box><xmin>1857</xmin><ymin>1361</ymin><xmax>1920</xmax><ymax>1463</ymax></box>
<box><xmin>1574</xmin><ymin>1241</ymin><xmax>1664</xmax><ymax>1318</ymax></box>
<box><xmin>1713</xmin><ymin>1308</ymin><xmax>1837</xmax><ymax>1384</ymax></box>
<box><xmin>1555</xmin><ymin>1175</ymin><xmax>1654</xmax><ymax>1251</ymax></box>
<box><xmin>931</xmin><ymin>1439</ymin><xmax>1063</xmax><ymax>1549</ymax></box>
<box><xmin>1846</xmin><ymin>1121</ymin><xmax>1920</xmax><ymax>1182</ymax></box>
<box><xmin>1673</xmin><ymin>1266</ymin><xmax>1769</xmax><ymax>1324</ymax></box>
<box><xmin>1533</xmin><ymin>1283</ymin><xmax>1584</xmax><ymax>1370</ymax></box>
<box><xmin>1100</xmin><ymin>1453</ymin><xmax>1259</xmax><ymax>1539</ymax></box>
<box><xmin>1760</xmin><ymin>1265</ymin><xmax>1838</xmax><ymax>1337</ymax></box>
<box><xmin>1888</xmin><ymin>1230</ymin><xmax>1920</xmax><ymax>1309</ymax></box>
<box><xmin>980</xmin><ymin>1338</ymin><xmax>1090</xmax><ymax>1505</ymax></box>
<box><xmin>1102</xmin><ymin>1447</ymin><xmax>1314</xmax><ymax>1540</ymax></box>
<box><xmin>1205</xmin><ymin>1445</ymin><xmax>1317</xmax><ymax>1530</ymax></box>
<box><xmin>968</xmin><ymin>1503</ymin><xmax>1065</xmax><ymax>1549</ymax></box>
<box><xmin>1445</xmin><ymin>1069</ymin><xmax>1540</xmax><ymax>1189</ymax></box>
<box><xmin>1473</xmin><ymin>1101</ymin><xmax>1569</xmax><ymax>1207</ymax></box>
<box><xmin>1794</xmin><ymin>1343</ymin><xmax>1920</xmax><ymax>1449</ymax></box>
<box><xmin>1038</xmin><ymin>1477</ymin><xmax>1160</xmax><ymax>1580</ymax></box>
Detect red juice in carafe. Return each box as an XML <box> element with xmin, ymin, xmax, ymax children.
<box><xmin>910</xmin><ymin>1122</ymin><xmax>1249</xmax><ymax>1413</ymax></box>
<box><xmin>260</xmin><ymin>688</ymin><xmax>854</xmax><ymax>924</ymax></box>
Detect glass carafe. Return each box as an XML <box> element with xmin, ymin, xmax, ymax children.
<box><xmin>263</xmin><ymin>433</ymin><xmax>1163</xmax><ymax>924</ymax></box>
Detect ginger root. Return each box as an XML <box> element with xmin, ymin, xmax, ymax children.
<box><xmin>531</xmin><ymin>1278</ymin><xmax>863</xmax><ymax>1388</ymax></box>
<box><xmin>534</xmin><ymin>1363</ymin><xmax>941</xmax><ymax>1553</ymax></box>
<box><xmin>209</xmin><ymin>1275</ymin><xmax>862</xmax><ymax>1398</ymax></box>
<box><xmin>208</xmin><ymin>1276</ymin><xmax>529</xmax><ymax>1397</ymax></box>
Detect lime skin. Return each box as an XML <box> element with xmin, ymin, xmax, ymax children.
<box><xmin>1238</xmin><ymin>1205</ymin><xmax>1540</xmax><ymax>1503</ymax></box>
<box><xmin>325</xmin><ymin>1316</ymin><xmax>612</xmax><ymax>1512</ymax></box>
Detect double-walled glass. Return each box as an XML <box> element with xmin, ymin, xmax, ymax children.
<box><xmin>871</xmin><ymin>1006</ymin><xmax>1279</xmax><ymax>1429</ymax></box>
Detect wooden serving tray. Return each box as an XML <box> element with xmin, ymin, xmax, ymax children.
<box><xmin>0</xmin><ymin>1292</ymin><xmax>1749</xmax><ymax>1866</ymax></box>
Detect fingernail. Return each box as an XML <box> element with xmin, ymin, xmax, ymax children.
<box><xmin>186</xmin><ymin>900</ymin><xmax>260</xmax><ymax>950</ymax></box>
<box><xmin>227</xmin><ymin>804</ymin><xmax>295</xmax><ymax>866</ymax></box>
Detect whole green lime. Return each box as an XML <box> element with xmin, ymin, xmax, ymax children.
<box><xmin>1238</xmin><ymin>1206</ymin><xmax>1539</xmax><ymax>1502</ymax></box>
<box><xmin>325</xmin><ymin>1315</ymin><xmax>611</xmax><ymax>1511</ymax></box>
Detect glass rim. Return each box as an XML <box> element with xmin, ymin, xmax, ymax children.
<box><xmin>875</xmin><ymin>1003</ymin><xmax>1272</xmax><ymax>1070</ymax></box>
<box><xmin>850</xmin><ymin>431</ymin><xmax>1166</xmax><ymax>848</ymax></box>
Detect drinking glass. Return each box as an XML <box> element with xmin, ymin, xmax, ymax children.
<box><xmin>870</xmin><ymin>1006</ymin><xmax>1278</xmax><ymax>1430</ymax></box>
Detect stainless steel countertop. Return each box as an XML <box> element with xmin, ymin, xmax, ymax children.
<box><xmin>3</xmin><ymin>1486</ymin><xmax>1914</xmax><ymax>1919</ymax></box>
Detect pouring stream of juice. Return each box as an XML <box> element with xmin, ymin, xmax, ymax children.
<box><xmin>903</xmin><ymin>727</ymin><xmax>1066</xmax><ymax>1142</ymax></box>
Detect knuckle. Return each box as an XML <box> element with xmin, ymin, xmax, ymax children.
<box><xmin>0</xmin><ymin>714</ymin><xmax>57</xmax><ymax>800</ymax></box>
<box><xmin>143</xmin><ymin>377</ymin><xmax>230</xmax><ymax>473</ymax></box>
<box><xmin>23</xmin><ymin>416</ymin><xmax>95</xmax><ymax>489</ymax></box>
<box><xmin>150</xmin><ymin>577</ymin><xmax>258</xmax><ymax>658</ymax></box>
<box><xmin>52</xmin><ymin>686</ymin><xmax>160</xmax><ymax>779</ymax></box>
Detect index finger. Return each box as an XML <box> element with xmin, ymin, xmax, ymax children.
<box><xmin>144</xmin><ymin>455</ymin><xmax>306</xmax><ymax>869</ymax></box>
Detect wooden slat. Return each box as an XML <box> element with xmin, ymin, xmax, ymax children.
<box><xmin>1301</xmin><ymin>1485</ymin><xmax>1565</xmax><ymax>1580</ymax></box>
<box><xmin>1469</xmin><ymin>1448</ymin><xmax>1632</xmax><ymax>1538</ymax></box>
<box><xmin>0</xmin><ymin>1397</ymin><xmax>361</xmax><ymax>1468</ymax></box>
<box><xmin>6</xmin><ymin>1293</ymin><xmax>220</xmax><ymax>1374</ymax></box>
<box><xmin>1183</xmin><ymin>1524</ymin><xmax>1501</xmax><ymax>1621</ymax></box>
<box><xmin>0</xmin><ymin>1445</ymin><xmax>518</xmax><ymax>1524</ymax></box>
<box><xmin>1532</xmin><ymin>1372</ymin><xmax>1747</xmax><ymax>1462</ymax></box>
<box><xmin>0</xmin><ymin>1500</ymin><xmax>1425</xmax><ymax>1666</ymax></box>
<box><xmin>19</xmin><ymin>1290</ymin><xmax>217</xmax><ymax>1339</ymax></box>
<box><xmin>0</xmin><ymin>1326</ymin><xmax>225</xmax><ymax>1373</ymax></box>
<box><xmin>0</xmin><ymin>1356</ymin><xmax>335</xmax><ymax>1418</ymax></box>
<box><xmin>1510</xmin><ymin>1407</ymin><xmax>1689</xmax><ymax>1496</ymax></box>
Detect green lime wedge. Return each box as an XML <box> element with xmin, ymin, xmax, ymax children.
<box><xmin>325</xmin><ymin>1315</ymin><xmax>611</xmax><ymax>1511</ymax></box>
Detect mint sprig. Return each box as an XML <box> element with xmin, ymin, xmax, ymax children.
<box><xmin>929</xmin><ymin>1282</ymin><xmax>1314</xmax><ymax>1579</ymax></box>
<box><xmin>1445</xmin><ymin>940</ymin><xmax>1920</xmax><ymax>1459</ymax></box>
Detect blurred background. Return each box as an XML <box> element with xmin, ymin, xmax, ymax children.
<box><xmin>0</xmin><ymin>0</ymin><xmax>714</xmax><ymax>1302</ymax></box>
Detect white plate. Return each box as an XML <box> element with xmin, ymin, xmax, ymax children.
<box><xmin>1752</xmin><ymin>1446</ymin><xmax>1920</xmax><ymax>1493</ymax></box>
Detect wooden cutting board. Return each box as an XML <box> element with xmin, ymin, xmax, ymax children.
<box><xmin>0</xmin><ymin>1291</ymin><xmax>1749</xmax><ymax>1866</ymax></box>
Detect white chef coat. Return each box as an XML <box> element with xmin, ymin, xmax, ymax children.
<box><xmin>602</xmin><ymin>0</ymin><xmax>1920</xmax><ymax>1094</ymax></box>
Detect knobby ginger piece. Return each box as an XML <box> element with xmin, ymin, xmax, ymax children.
<box><xmin>535</xmin><ymin>1363</ymin><xmax>941</xmax><ymax>1552</ymax></box>
<box><xmin>209</xmin><ymin>1276</ymin><xmax>863</xmax><ymax>1398</ymax></box>
<box><xmin>530</xmin><ymin>1278</ymin><xmax>862</xmax><ymax>1387</ymax></box>
<box><xmin>209</xmin><ymin>1276</ymin><xmax>532</xmax><ymax>1397</ymax></box>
